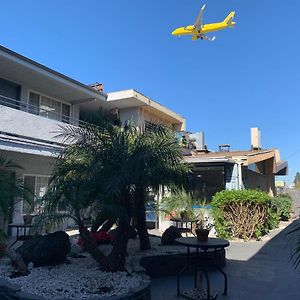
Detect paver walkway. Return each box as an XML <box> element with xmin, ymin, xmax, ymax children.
<box><xmin>151</xmin><ymin>191</ymin><xmax>300</xmax><ymax>300</ymax></box>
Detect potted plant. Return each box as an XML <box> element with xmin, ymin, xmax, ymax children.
<box><xmin>195</xmin><ymin>217</ymin><xmax>214</xmax><ymax>242</ymax></box>
<box><xmin>23</xmin><ymin>214</ymin><xmax>34</xmax><ymax>225</ymax></box>
<box><xmin>160</xmin><ymin>190</ymin><xmax>195</xmax><ymax>220</ymax></box>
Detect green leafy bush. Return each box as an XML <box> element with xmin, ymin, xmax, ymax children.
<box><xmin>211</xmin><ymin>189</ymin><xmax>271</xmax><ymax>240</ymax></box>
<box><xmin>270</xmin><ymin>195</ymin><xmax>292</xmax><ymax>221</ymax></box>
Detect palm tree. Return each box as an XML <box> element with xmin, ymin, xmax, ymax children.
<box><xmin>42</xmin><ymin>114</ymin><xmax>190</xmax><ymax>270</ymax></box>
<box><xmin>129</xmin><ymin>124</ymin><xmax>190</xmax><ymax>249</ymax></box>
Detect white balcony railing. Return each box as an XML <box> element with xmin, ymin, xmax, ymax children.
<box><xmin>0</xmin><ymin>94</ymin><xmax>83</xmax><ymax>126</ymax></box>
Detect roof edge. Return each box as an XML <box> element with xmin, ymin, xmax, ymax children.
<box><xmin>0</xmin><ymin>45</ymin><xmax>107</xmax><ymax>98</ymax></box>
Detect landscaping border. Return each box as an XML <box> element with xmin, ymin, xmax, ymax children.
<box><xmin>0</xmin><ymin>277</ymin><xmax>151</xmax><ymax>300</ymax></box>
<box><xmin>140</xmin><ymin>249</ymin><xmax>226</xmax><ymax>278</ymax></box>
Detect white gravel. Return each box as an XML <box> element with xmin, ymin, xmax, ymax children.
<box><xmin>0</xmin><ymin>253</ymin><xmax>145</xmax><ymax>299</ymax></box>
<box><xmin>0</xmin><ymin>235</ymin><xmax>185</xmax><ymax>299</ymax></box>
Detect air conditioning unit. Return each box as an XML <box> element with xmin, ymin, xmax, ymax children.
<box><xmin>190</xmin><ymin>131</ymin><xmax>207</xmax><ymax>152</ymax></box>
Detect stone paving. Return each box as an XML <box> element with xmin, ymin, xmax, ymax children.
<box><xmin>151</xmin><ymin>190</ymin><xmax>300</xmax><ymax>300</ymax></box>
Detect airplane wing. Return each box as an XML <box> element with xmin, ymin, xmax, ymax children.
<box><xmin>194</xmin><ymin>4</ymin><xmax>206</xmax><ymax>30</ymax></box>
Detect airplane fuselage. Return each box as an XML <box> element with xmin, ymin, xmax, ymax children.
<box><xmin>172</xmin><ymin>21</ymin><xmax>234</xmax><ymax>36</ymax></box>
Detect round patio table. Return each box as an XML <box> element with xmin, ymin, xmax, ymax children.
<box><xmin>8</xmin><ymin>223</ymin><xmax>36</xmax><ymax>247</ymax></box>
<box><xmin>175</xmin><ymin>237</ymin><xmax>230</xmax><ymax>300</ymax></box>
<box><xmin>170</xmin><ymin>218</ymin><xmax>198</xmax><ymax>236</ymax></box>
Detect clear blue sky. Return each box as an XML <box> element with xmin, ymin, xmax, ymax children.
<box><xmin>1</xmin><ymin>0</ymin><xmax>299</xmax><ymax>183</ymax></box>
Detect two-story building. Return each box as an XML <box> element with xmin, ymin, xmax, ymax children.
<box><xmin>0</xmin><ymin>45</ymin><xmax>185</xmax><ymax>231</ymax></box>
<box><xmin>0</xmin><ymin>45</ymin><xmax>288</xmax><ymax>234</ymax></box>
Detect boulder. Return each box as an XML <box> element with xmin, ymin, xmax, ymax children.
<box><xmin>161</xmin><ymin>226</ymin><xmax>182</xmax><ymax>245</ymax></box>
<box><xmin>16</xmin><ymin>231</ymin><xmax>71</xmax><ymax>267</ymax></box>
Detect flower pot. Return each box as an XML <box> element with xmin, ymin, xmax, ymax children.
<box><xmin>23</xmin><ymin>214</ymin><xmax>33</xmax><ymax>225</ymax></box>
<box><xmin>195</xmin><ymin>229</ymin><xmax>210</xmax><ymax>242</ymax></box>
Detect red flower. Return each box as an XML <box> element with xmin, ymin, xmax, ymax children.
<box><xmin>77</xmin><ymin>231</ymin><xmax>111</xmax><ymax>247</ymax></box>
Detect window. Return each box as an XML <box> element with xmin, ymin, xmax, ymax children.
<box><xmin>28</xmin><ymin>91</ymin><xmax>71</xmax><ymax>123</ymax></box>
<box><xmin>0</xmin><ymin>78</ymin><xmax>21</xmax><ymax>109</ymax></box>
<box><xmin>62</xmin><ymin>103</ymin><xmax>71</xmax><ymax>123</ymax></box>
<box><xmin>28</xmin><ymin>92</ymin><xmax>40</xmax><ymax>115</ymax></box>
<box><xmin>23</xmin><ymin>175</ymin><xmax>50</xmax><ymax>214</ymax></box>
<box><xmin>40</xmin><ymin>96</ymin><xmax>61</xmax><ymax>121</ymax></box>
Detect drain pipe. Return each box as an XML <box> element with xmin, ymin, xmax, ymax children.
<box><xmin>236</xmin><ymin>161</ymin><xmax>243</xmax><ymax>189</ymax></box>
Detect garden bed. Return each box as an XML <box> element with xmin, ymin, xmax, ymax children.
<box><xmin>0</xmin><ymin>235</ymin><xmax>227</xmax><ymax>299</ymax></box>
<box><xmin>0</xmin><ymin>254</ymin><xmax>150</xmax><ymax>300</ymax></box>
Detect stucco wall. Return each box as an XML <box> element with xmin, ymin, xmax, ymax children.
<box><xmin>245</xmin><ymin>169</ymin><xmax>276</xmax><ymax>196</ymax></box>
<box><xmin>0</xmin><ymin>105</ymin><xmax>70</xmax><ymax>144</ymax></box>
<box><xmin>119</xmin><ymin>107</ymin><xmax>143</xmax><ymax>127</ymax></box>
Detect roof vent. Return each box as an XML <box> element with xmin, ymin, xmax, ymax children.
<box><xmin>89</xmin><ymin>82</ymin><xmax>104</xmax><ymax>92</ymax></box>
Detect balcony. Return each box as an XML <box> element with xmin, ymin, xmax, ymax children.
<box><xmin>0</xmin><ymin>94</ymin><xmax>82</xmax><ymax>126</ymax></box>
<box><xmin>0</xmin><ymin>94</ymin><xmax>81</xmax><ymax>145</ymax></box>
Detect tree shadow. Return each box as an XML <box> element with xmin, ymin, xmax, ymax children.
<box><xmin>151</xmin><ymin>220</ymin><xmax>300</xmax><ymax>300</ymax></box>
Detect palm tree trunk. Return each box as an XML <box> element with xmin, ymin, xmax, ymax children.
<box><xmin>105</xmin><ymin>217</ymin><xmax>130</xmax><ymax>271</ymax></box>
<box><xmin>100</xmin><ymin>219</ymin><xmax>114</xmax><ymax>232</ymax></box>
<box><xmin>91</xmin><ymin>215</ymin><xmax>115</xmax><ymax>233</ymax></box>
<box><xmin>91</xmin><ymin>214</ymin><xmax>107</xmax><ymax>232</ymax></box>
<box><xmin>134</xmin><ymin>187</ymin><xmax>151</xmax><ymax>250</ymax></box>
<box><xmin>78</xmin><ymin>200</ymin><xmax>130</xmax><ymax>272</ymax></box>
<box><xmin>78</xmin><ymin>223</ymin><xmax>109</xmax><ymax>268</ymax></box>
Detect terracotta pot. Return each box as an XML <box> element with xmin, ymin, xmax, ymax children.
<box><xmin>195</xmin><ymin>228</ymin><xmax>210</xmax><ymax>242</ymax></box>
<box><xmin>23</xmin><ymin>214</ymin><xmax>33</xmax><ymax>225</ymax></box>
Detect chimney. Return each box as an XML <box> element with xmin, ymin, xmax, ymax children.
<box><xmin>89</xmin><ymin>82</ymin><xmax>104</xmax><ymax>92</ymax></box>
<box><xmin>251</xmin><ymin>127</ymin><xmax>261</xmax><ymax>150</ymax></box>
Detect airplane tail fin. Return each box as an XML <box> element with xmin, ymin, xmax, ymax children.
<box><xmin>223</xmin><ymin>12</ymin><xmax>235</xmax><ymax>27</ymax></box>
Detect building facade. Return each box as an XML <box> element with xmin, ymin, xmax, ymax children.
<box><xmin>0</xmin><ymin>46</ymin><xmax>185</xmax><ymax>233</ymax></box>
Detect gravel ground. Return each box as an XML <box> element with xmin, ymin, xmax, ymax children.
<box><xmin>0</xmin><ymin>253</ymin><xmax>145</xmax><ymax>299</ymax></box>
<box><xmin>0</xmin><ymin>235</ymin><xmax>183</xmax><ymax>300</ymax></box>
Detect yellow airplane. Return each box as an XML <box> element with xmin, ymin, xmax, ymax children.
<box><xmin>172</xmin><ymin>4</ymin><xmax>235</xmax><ymax>41</ymax></box>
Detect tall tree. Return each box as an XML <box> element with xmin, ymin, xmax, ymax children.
<box><xmin>42</xmin><ymin>114</ymin><xmax>189</xmax><ymax>270</ymax></box>
<box><xmin>294</xmin><ymin>172</ymin><xmax>300</xmax><ymax>188</ymax></box>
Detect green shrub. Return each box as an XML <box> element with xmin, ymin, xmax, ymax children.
<box><xmin>211</xmin><ymin>189</ymin><xmax>271</xmax><ymax>240</ymax></box>
<box><xmin>270</xmin><ymin>195</ymin><xmax>292</xmax><ymax>221</ymax></box>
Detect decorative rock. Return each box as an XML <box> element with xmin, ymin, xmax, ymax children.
<box><xmin>161</xmin><ymin>226</ymin><xmax>182</xmax><ymax>245</ymax></box>
<box><xmin>0</xmin><ymin>254</ymin><xmax>148</xmax><ymax>299</ymax></box>
<box><xmin>16</xmin><ymin>231</ymin><xmax>71</xmax><ymax>267</ymax></box>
